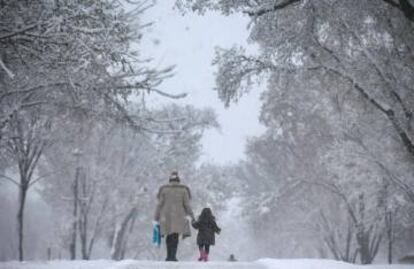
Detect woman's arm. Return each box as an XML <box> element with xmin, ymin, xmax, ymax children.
<box><xmin>154</xmin><ymin>189</ymin><xmax>164</xmax><ymax>221</ymax></box>
<box><xmin>191</xmin><ymin>220</ymin><xmax>200</xmax><ymax>229</ymax></box>
<box><xmin>183</xmin><ymin>188</ymin><xmax>195</xmax><ymax>220</ymax></box>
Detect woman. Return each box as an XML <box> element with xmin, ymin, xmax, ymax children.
<box><xmin>154</xmin><ymin>171</ymin><xmax>195</xmax><ymax>261</ymax></box>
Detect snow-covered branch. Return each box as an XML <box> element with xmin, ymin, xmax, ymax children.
<box><xmin>244</xmin><ymin>0</ymin><xmax>302</xmax><ymax>17</ymax></box>
<box><xmin>0</xmin><ymin>58</ymin><xmax>15</xmax><ymax>79</ymax></box>
<box><xmin>0</xmin><ymin>174</ymin><xmax>20</xmax><ymax>187</ymax></box>
<box><xmin>382</xmin><ymin>0</ymin><xmax>414</xmax><ymax>22</ymax></box>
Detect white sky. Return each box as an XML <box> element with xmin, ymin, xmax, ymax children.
<box><xmin>140</xmin><ymin>0</ymin><xmax>265</xmax><ymax>164</ymax></box>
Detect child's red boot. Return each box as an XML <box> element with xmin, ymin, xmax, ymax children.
<box><xmin>198</xmin><ymin>250</ymin><xmax>204</xmax><ymax>261</ymax></box>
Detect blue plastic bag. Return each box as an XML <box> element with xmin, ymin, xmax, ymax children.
<box><xmin>152</xmin><ymin>223</ymin><xmax>161</xmax><ymax>247</ymax></box>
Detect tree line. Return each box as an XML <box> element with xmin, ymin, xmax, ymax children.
<box><xmin>176</xmin><ymin>0</ymin><xmax>414</xmax><ymax>264</ymax></box>
<box><xmin>0</xmin><ymin>0</ymin><xmax>219</xmax><ymax>261</ymax></box>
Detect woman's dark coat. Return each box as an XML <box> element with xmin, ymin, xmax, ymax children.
<box><xmin>191</xmin><ymin>218</ymin><xmax>221</xmax><ymax>245</ymax></box>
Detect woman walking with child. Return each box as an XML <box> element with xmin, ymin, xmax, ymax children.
<box><xmin>192</xmin><ymin>208</ymin><xmax>221</xmax><ymax>262</ymax></box>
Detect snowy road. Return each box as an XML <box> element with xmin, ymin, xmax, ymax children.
<box><xmin>0</xmin><ymin>259</ymin><xmax>412</xmax><ymax>269</ymax></box>
<box><xmin>0</xmin><ymin>260</ymin><xmax>266</xmax><ymax>269</ymax></box>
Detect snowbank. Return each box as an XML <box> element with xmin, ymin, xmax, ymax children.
<box><xmin>0</xmin><ymin>259</ymin><xmax>411</xmax><ymax>269</ymax></box>
<box><xmin>257</xmin><ymin>259</ymin><xmax>411</xmax><ymax>269</ymax></box>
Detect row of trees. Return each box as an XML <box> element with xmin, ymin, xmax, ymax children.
<box><xmin>0</xmin><ymin>0</ymin><xmax>222</xmax><ymax>261</ymax></box>
<box><xmin>39</xmin><ymin>106</ymin><xmax>218</xmax><ymax>260</ymax></box>
<box><xmin>177</xmin><ymin>0</ymin><xmax>414</xmax><ymax>264</ymax></box>
<box><xmin>0</xmin><ymin>106</ymin><xmax>221</xmax><ymax>260</ymax></box>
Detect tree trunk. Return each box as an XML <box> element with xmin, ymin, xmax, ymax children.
<box><xmin>86</xmin><ymin>199</ymin><xmax>107</xmax><ymax>259</ymax></box>
<box><xmin>357</xmin><ymin>231</ymin><xmax>371</xmax><ymax>264</ymax></box>
<box><xmin>388</xmin><ymin>229</ymin><xmax>393</xmax><ymax>264</ymax></box>
<box><xmin>386</xmin><ymin>212</ymin><xmax>393</xmax><ymax>264</ymax></box>
<box><xmin>78</xmin><ymin>169</ymin><xmax>92</xmax><ymax>260</ymax></box>
<box><xmin>69</xmin><ymin>168</ymin><xmax>79</xmax><ymax>260</ymax></box>
<box><xmin>111</xmin><ymin>207</ymin><xmax>138</xmax><ymax>260</ymax></box>
<box><xmin>80</xmin><ymin>213</ymin><xmax>88</xmax><ymax>259</ymax></box>
<box><xmin>356</xmin><ymin>224</ymin><xmax>382</xmax><ymax>264</ymax></box>
<box><xmin>17</xmin><ymin>183</ymin><xmax>28</xmax><ymax>261</ymax></box>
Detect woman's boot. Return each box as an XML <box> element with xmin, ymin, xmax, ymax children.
<box><xmin>166</xmin><ymin>233</ymin><xmax>179</xmax><ymax>261</ymax></box>
<box><xmin>170</xmin><ymin>233</ymin><xmax>179</xmax><ymax>261</ymax></box>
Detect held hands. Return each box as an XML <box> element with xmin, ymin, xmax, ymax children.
<box><xmin>187</xmin><ymin>215</ymin><xmax>195</xmax><ymax>223</ymax></box>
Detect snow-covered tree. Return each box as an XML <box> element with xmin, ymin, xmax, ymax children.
<box><xmin>39</xmin><ymin>104</ymin><xmax>218</xmax><ymax>260</ymax></box>
<box><xmin>0</xmin><ymin>0</ymin><xmax>186</xmax><ymax>261</ymax></box>
<box><xmin>2</xmin><ymin>109</ymin><xmax>53</xmax><ymax>261</ymax></box>
<box><xmin>178</xmin><ymin>0</ymin><xmax>414</xmax><ymax>263</ymax></box>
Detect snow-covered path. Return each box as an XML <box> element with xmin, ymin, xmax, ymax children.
<box><xmin>0</xmin><ymin>260</ymin><xmax>264</xmax><ymax>269</ymax></box>
<box><xmin>0</xmin><ymin>259</ymin><xmax>411</xmax><ymax>269</ymax></box>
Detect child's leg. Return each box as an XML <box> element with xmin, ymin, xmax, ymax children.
<box><xmin>203</xmin><ymin>245</ymin><xmax>210</xmax><ymax>261</ymax></box>
<box><xmin>198</xmin><ymin>244</ymin><xmax>204</xmax><ymax>261</ymax></box>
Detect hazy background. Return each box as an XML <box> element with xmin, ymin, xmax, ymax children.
<box><xmin>140</xmin><ymin>1</ymin><xmax>265</xmax><ymax>164</ymax></box>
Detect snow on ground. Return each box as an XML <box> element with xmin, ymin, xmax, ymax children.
<box><xmin>0</xmin><ymin>259</ymin><xmax>411</xmax><ymax>269</ymax></box>
<box><xmin>257</xmin><ymin>259</ymin><xmax>411</xmax><ymax>269</ymax></box>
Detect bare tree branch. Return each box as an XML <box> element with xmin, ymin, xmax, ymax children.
<box><xmin>0</xmin><ymin>174</ymin><xmax>20</xmax><ymax>187</ymax></box>
<box><xmin>319</xmin><ymin>65</ymin><xmax>414</xmax><ymax>158</ymax></box>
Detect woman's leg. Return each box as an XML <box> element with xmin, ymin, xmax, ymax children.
<box><xmin>170</xmin><ymin>233</ymin><xmax>179</xmax><ymax>261</ymax></box>
<box><xmin>165</xmin><ymin>234</ymin><xmax>173</xmax><ymax>261</ymax></box>
<box><xmin>166</xmin><ymin>233</ymin><xmax>179</xmax><ymax>261</ymax></box>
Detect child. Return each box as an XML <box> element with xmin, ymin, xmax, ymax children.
<box><xmin>192</xmin><ymin>208</ymin><xmax>221</xmax><ymax>262</ymax></box>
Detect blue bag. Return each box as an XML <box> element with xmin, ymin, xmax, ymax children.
<box><xmin>152</xmin><ymin>223</ymin><xmax>161</xmax><ymax>247</ymax></box>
